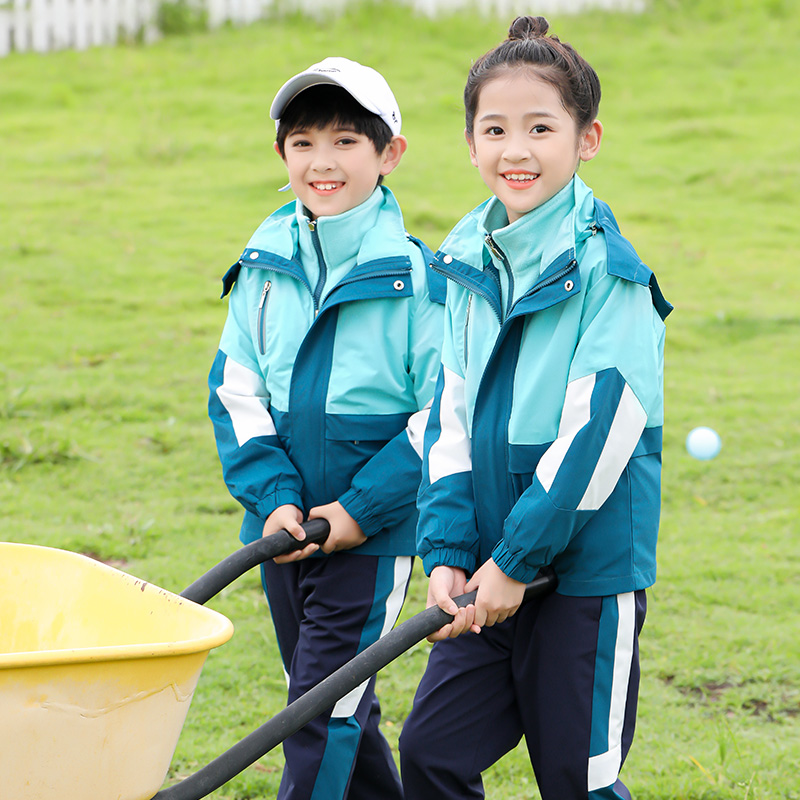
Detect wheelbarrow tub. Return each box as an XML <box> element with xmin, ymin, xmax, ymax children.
<box><xmin>0</xmin><ymin>542</ymin><xmax>233</xmax><ymax>800</ymax></box>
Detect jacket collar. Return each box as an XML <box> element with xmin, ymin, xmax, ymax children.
<box><xmin>247</xmin><ymin>185</ymin><xmax>410</xmax><ymax>268</ymax></box>
<box><xmin>438</xmin><ymin>176</ymin><xmax>594</xmax><ymax>271</ymax></box>
<box><xmin>432</xmin><ymin>176</ymin><xmax>593</xmax><ymax>321</ymax></box>
<box><xmin>480</xmin><ymin>177</ymin><xmax>590</xmax><ymax>278</ymax></box>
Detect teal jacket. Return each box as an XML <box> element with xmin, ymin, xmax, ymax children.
<box><xmin>209</xmin><ymin>186</ymin><xmax>445</xmax><ymax>555</ymax></box>
<box><xmin>417</xmin><ymin>176</ymin><xmax>672</xmax><ymax>596</ymax></box>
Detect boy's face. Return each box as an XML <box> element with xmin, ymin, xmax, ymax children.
<box><xmin>275</xmin><ymin>124</ymin><xmax>406</xmax><ymax>220</ymax></box>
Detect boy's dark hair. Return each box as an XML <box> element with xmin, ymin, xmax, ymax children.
<box><xmin>464</xmin><ymin>15</ymin><xmax>601</xmax><ymax>137</ymax></box>
<box><xmin>275</xmin><ymin>85</ymin><xmax>394</xmax><ymax>158</ymax></box>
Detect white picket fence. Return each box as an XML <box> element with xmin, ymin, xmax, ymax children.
<box><xmin>0</xmin><ymin>0</ymin><xmax>644</xmax><ymax>58</ymax></box>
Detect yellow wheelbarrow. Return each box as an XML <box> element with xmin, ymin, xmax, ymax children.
<box><xmin>0</xmin><ymin>522</ymin><xmax>556</xmax><ymax>800</ymax></box>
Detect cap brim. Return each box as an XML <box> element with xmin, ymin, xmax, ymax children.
<box><xmin>271</xmin><ymin>74</ymin><xmax>341</xmax><ymax>121</ymax></box>
<box><xmin>270</xmin><ymin>73</ymin><xmax>385</xmax><ymax>122</ymax></box>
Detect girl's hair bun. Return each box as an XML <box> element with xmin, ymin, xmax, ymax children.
<box><xmin>508</xmin><ymin>15</ymin><xmax>550</xmax><ymax>41</ymax></box>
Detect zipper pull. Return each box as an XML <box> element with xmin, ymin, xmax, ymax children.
<box><xmin>484</xmin><ymin>233</ymin><xmax>503</xmax><ymax>260</ymax></box>
<box><xmin>307</xmin><ymin>219</ymin><xmax>317</xmax><ymax>232</ymax></box>
<box><xmin>258</xmin><ymin>280</ymin><xmax>272</xmax><ymax>309</ymax></box>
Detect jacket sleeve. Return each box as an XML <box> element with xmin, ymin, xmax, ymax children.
<box><xmin>338</xmin><ymin>280</ymin><xmax>444</xmax><ymax>538</ymax></box>
<box><xmin>492</xmin><ymin>272</ymin><xmax>665</xmax><ymax>583</ymax></box>
<box><xmin>208</xmin><ymin>275</ymin><xmax>305</xmax><ymax>520</ymax></box>
<box><xmin>414</xmin><ymin>299</ymin><xmax>481</xmax><ymax>576</ymax></box>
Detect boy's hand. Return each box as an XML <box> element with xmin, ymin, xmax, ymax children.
<box><xmin>265</xmin><ymin>504</ymin><xmax>321</xmax><ymax>564</ymax></box>
<box><xmin>308</xmin><ymin>501</ymin><xmax>367</xmax><ymax>554</ymax></box>
<box><xmin>426</xmin><ymin>566</ymin><xmax>479</xmax><ymax>642</ymax></box>
<box><xmin>465</xmin><ymin>559</ymin><xmax>526</xmax><ymax>629</ymax></box>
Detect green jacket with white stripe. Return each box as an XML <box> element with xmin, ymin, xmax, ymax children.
<box><xmin>209</xmin><ymin>186</ymin><xmax>445</xmax><ymax>555</ymax></box>
<box><xmin>417</xmin><ymin>176</ymin><xmax>672</xmax><ymax>596</ymax></box>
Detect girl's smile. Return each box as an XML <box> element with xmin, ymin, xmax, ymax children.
<box><xmin>466</xmin><ymin>70</ymin><xmax>602</xmax><ymax>223</ymax></box>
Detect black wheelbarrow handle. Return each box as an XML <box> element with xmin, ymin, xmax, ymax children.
<box><xmin>153</xmin><ymin>567</ymin><xmax>557</xmax><ymax>800</ymax></box>
<box><xmin>179</xmin><ymin>518</ymin><xmax>331</xmax><ymax>604</ymax></box>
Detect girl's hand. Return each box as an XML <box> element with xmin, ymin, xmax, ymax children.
<box><xmin>466</xmin><ymin>559</ymin><xmax>526</xmax><ymax>629</ymax></box>
<box><xmin>308</xmin><ymin>501</ymin><xmax>367</xmax><ymax>554</ymax></box>
<box><xmin>265</xmin><ymin>504</ymin><xmax>320</xmax><ymax>564</ymax></box>
<box><xmin>426</xmin><ymin>566</ymin><xmax>479</xmax><ymax>642</ymax></box>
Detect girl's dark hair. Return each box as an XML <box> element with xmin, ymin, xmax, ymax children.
<box><xmin>275</xmin><ymin>85</ymin><xmax>393</xmax><ymax>157</ymax></box>
<box><xmin>464</xmin><ymin>15</ymin><xmax>601</xmax><ymax>136</ymax></box>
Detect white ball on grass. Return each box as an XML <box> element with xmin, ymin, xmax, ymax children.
<box><xmin>686</xmin><ymin>427</ymin><xmax>722</xmax><ymax>460</ymax></box>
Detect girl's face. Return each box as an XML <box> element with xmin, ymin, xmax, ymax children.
<box><xmin>466</xmin><ymin>70</ymin><xmax>602</xmax><ymax>224</ymax></box>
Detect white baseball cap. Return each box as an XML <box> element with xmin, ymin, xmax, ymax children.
<box><xmin>270</xmin><ymin>56</ymin><xmax>402</xmax><ymax>136</ymax></box>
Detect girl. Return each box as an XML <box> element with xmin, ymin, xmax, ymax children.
<box><xmin>399</xmin><ymin>16</ymin><xmax>671</xmax><ymax>800</ymax></box>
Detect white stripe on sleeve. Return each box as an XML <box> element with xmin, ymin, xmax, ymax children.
<box><xmin>406</xmin><ymin>402</ymin><xmax>432</xmax><ymax>459</ymax></box>
<box><xmin>578</xmin><ymin>383</ymin><xmax>647</xmax><ymax>511</ymax></box>
<box><xmin>535</xmin><ymin>373</ymin><xmax>595</xmax><ymax>493</ymax></box>
<box><xmin>428</xmin><ymin>366</ymin><xmax>472</xmax><ymax>485</ymax></box>
<box><xmin>216</xmin><ymin>357</ymin><xmax>277</xmax><ymax>446</ymax></box>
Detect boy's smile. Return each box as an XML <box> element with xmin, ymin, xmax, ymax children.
<box><xmin>466</xmin><ymin>70</ymin><xmax>602</xmax><ymax>223</ymax></box>
<box><xmin>276</xmin><ymin>126</ymin><xmax>406</xmax><ymax>219</ymax></box>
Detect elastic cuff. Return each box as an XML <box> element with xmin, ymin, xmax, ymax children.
<box><xmin>254</xmin><ymin>489</ymin><xmax>304</xmax><ymax>521</ymax></box>
<box><xmin>490</xmin><ymin>540</ymin><xmax>541</xmax><ymax>584</ymax></box>
<box><xmin>420</xmin><ymin>547</ymin><xmax>477</xmax><ymax>578</ymax></box>
<box><xmin>338</xmin><ymin>488</ymin><xmax>382</xmax><ymax>538</ymax></box>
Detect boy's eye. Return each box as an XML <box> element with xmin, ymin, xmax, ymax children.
<box><xmin>337</xmin><ymin>137</ymin><xmax>358</xmax><ymax>146</ymax></box>
<box><xmin>289</xmin><ymin>139</ymin><xmax>311</xmax><ymax>148</ymax></box>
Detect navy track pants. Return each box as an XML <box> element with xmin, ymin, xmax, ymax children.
<box><xmin>399</xmin><ymin>590</ymin><xmax>646</xmax><ymax>800</ymax></box>
<box><xmin>261</xmin><ymin>553</ymin><xmax>413</xmax><ymax>800</ymax></box>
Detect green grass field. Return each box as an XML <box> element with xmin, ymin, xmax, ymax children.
<box><xmin>2</xmin><ymin>1</ymin><xmax>799</xmax><ymax>797</ymax></box>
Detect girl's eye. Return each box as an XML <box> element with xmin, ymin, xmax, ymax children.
<box><xmin>532</xmin><ymin>125</ymin><xmax>550</xmax><ymax>134</ymax></box>
<box><xmin>486</xmin><ymin>126</ymin><xmax>504</xmax><ymax>136</ymax></box>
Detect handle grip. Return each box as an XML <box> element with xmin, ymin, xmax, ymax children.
<box><xmin>154</xmin><ymin>568</ymin><xmax>557</xmax><ymax>800</ymax></box>
<box><xmin>180</xmin><ymin>519</ymin><xmax>331</xmax><ymax>605</ymax></box>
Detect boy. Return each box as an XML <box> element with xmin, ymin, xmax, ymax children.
<box><xmin>208</xmin><ymin>58</ymin><xmax>444</xmax><ymax>800</ymax></box>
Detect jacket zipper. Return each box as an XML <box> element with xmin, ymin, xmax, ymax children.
<box><xmin>333</xmin><ymin>266</ymin><xmax>410</xmax><ymax>290</ymax></box>
<box><xmin>528</xmin><ymin>260</ymin><xmax>577</xmax><ymax>293</ymax></box>
<box><xmin>485</xmin><ymin>233</ymin><xmax>514</xmax><ymax>320</ymax></box>
<box><xmin>307</xmin><ymin>220</ymin><xmax>327</xmax><ymax>313</ymax></box>
<box><xmin>257</xmin><ymin>279</ymin><xmax>272</xmax><ymax>355</ymax></box>
<box><xmin>431</xmin><ymin>260</ymin><xmax>503</xmax><ymax>325</ymax></box>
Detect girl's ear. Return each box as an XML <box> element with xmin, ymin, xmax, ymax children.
<box><xmin>379</xmin><ymin>135</ymin><xmax>409</xmax><ymax>177</ymax></box>
<box><xmin>579</xmin><ymin>120</ymin><xmax>603</xmax><ymax>163</ymax></box>
<box><xmin>465</xmin><ymin>128</ymin><xmax>479</xmax><ymax>168</ymax></box>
